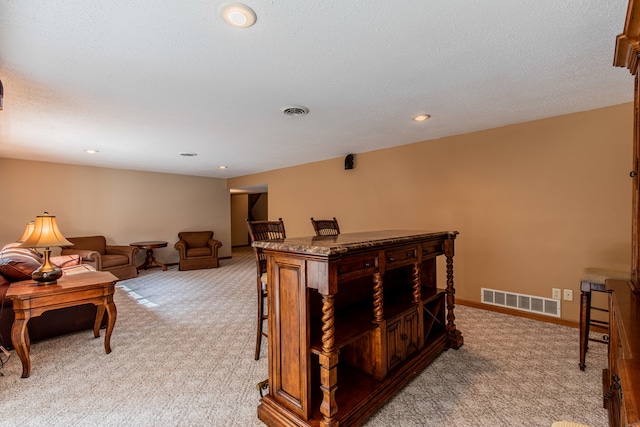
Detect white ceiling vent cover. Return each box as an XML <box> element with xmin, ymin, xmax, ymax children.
<box><xmin>481</xmin><ymin>287</ymin><xmax>560</xmax><ymax>318</ymax></box>
<box><xmin>281</xmin><ymin>105</ymin><xmax>309</xmax><ymax>117</ymax></box>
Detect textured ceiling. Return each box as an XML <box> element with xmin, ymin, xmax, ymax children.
<box><xmin>0</xmin><ymin>0</ymin><xmax>633</xmax><ymax>179</ymax></box>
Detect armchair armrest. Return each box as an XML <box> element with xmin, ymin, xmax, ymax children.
<box><xmin>174</xmin><ymin>240</ymin><xmax>188</xmax><ymax>259</ymax></box>
<box><xmin>207</xmin><ymin>239</ymin><xmax>223</xmax><ymax>257</ymax></box>
<box><xmin>106</xmin><ymin>245</ymin><xmax>139</xmax><ymax>266</ymax></box>
<box><xmin>61</xmin><ymin>248</ymin><xmax>102</xmax><ymax>270</ymax></box>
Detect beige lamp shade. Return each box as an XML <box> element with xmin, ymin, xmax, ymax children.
<box><xmin>16</xmin><ymin>221</ymin><xmax>36</xmax><ymax>243</ymax></box>
<box><xmin>18</xmin><ymin>212</ymin><xmax>73</xmax><ymax>249</ymax></box>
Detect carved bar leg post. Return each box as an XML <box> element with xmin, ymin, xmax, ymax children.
<box><xmin>319</xmin><ymin>294</ymin><xmax>338</xmax><ymax>427</ymax></box>
<box><xmin>444</xmin><ymin>237</ymin><xmax>463</xmax><ymax>349</ymax></box>
<box><xmin>412</xmin><ymin>262</ymin><xmax>422</xmax><ymax>304</ymax></box>
<box><xmin>371</xmin><ymin>271</ymin><xmax>389</xmax><ymax>380</ymax></box>
<box><xmin>412</xmin><ymin>262</ymin><xmax>425</xmax><ymax>351</ymax></box>
<box><xmin>373</xmin><ymin>272</ymin><xmax>385</xmax><ymax>324</ymax></box>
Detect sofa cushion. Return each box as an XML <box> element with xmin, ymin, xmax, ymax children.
<box><xmin>0</xmin><ymin>243</ymin><xmax>42</xmax><ymax>282</ymax></box>
<box><xmin>101</xmin><ymin>254</ymin><xmax>129</xmax><ymax>269</ymax></box>
<box><xmin>186</xmin><ymin>247</ymin><xmax>212</xmax><ymax>257</ymax></box>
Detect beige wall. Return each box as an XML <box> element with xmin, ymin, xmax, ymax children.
<box><xmin>0</xmin><ymin>159</ymin><xmax>232</xmax><ymax>263</ymax></box>
<box><xmin>228</xmin><ymin>103</ymin><xmax>634</xmax><ymax>322</ymax></box>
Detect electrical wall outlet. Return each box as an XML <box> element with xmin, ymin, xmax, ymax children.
<box><xmin>563</xmin><ymin>289</ymin><xmax>573</xmax><ymax>301</ymax></box>
<box><xmin>552</xmin><ymin>288</ymin><xmax>561</xmax><ymax>300</ymax></box>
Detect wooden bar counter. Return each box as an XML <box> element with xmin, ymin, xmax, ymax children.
<box><xmin>254</xmin><ymin>230</ymin><xmax>463</xmax><ymax>427</ymax></box>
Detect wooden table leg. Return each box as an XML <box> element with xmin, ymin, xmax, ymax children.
<box><xmin>103</xmin><ymin>298</ymin><xmax>117</xmax><ymax>354</ymax></box>
<box><xmin>138</xmin><ymin>248</ymin><xmax>167</xmax><ymax>271</ymax></box>
<box><xmin>10</xmin><ymin>313</ymin><xmax>31</xmax><ymax>378</ymax></box>
<box><xmin>94</xmin><ymin>304</ymin><xmax>105</xmax><ymax>338</ymax></box>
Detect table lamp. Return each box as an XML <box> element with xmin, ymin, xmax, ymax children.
<box><xmin>16</xmin><ymin>221</ymin><xmax>36</xmax><ymax>243</ymax></box>
<box><xmin>18</xmin><ymin>212</ymin><xmax>73</xmax><ymax>285</ymax></box>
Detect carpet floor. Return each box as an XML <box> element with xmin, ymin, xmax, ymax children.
<box><xmin>0</xmin><ymin>247</ymin><xmax>608</xmax><ymax>427</ymax></box>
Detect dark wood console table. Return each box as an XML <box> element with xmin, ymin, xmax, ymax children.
<box><xmin>254</xmin><ymin>230</ymin><xmax>463</xmax><ymax>427</ymax></box>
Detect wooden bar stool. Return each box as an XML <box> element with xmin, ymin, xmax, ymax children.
<box><xmin>579</xmin><ymin>267</ymin><xmax>629</xmax><ymax>370</ymax></box>
<box><xmin>245</xmin><ymin>218</ymin><xmax>286</xmax><ymax>361</ymax></box>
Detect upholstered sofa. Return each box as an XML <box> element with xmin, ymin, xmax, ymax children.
<box><xmin>61</xmin><ymin>236</ymin><xmax>139</xmax><ymax>280</ymax></box>
<box><xmin>0</xmin><ymin>243</ymin><xmax>102</xmax><ymax>350</ymax></box>
<box><xmin>174</xmin><ymin>231</ymin><xmax>222</xmax><ymax>271</ymax></box>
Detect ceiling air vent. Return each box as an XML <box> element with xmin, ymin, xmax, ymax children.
<box><xmin>281</xmin><ymin>105</ymin><xmax>309</xmax><ymax>117</ymax></box>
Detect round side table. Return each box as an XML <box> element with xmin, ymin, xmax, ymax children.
<box><xmin>130</xmin><ymin>241</ymin><xmax>168</xmax><ymax>271</ymax></box>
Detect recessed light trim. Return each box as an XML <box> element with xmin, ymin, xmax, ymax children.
<box><xmin>412</xmin><ymin>114</ymin><xmax>431</xmax><ymax>122</ymax></box>
<box><xmin>219</xmin><ymin>2</ymin><xmax>256</xmax><ymax>28</ymax></box>
<box><xmin>180</xmin><ymin>152</ymin><xmax>198</xmax><ymax>157</ymax></box>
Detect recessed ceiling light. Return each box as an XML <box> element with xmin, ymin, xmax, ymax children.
<box><xmin>219</xmin><ymin>165</ymin><xmax>228</xmax><ymax>169</ymax></box>
<box><xmin>412</xmin><ymin>114</ymin><xmax>431</xmax><ymax>122</ymax></box>
<box><xmin>219</xmin><ymin>2</ymin><xmax>256</xmax><ymax>28</ymax></box>
<box><xmin>84</xmin><ymin>149</ymin><xmax>99</xmax><ymax>154</ymax></box>
<box><xmin>180</xmin><ymin>152</ymin><xmax>198</xmax><ymax>157</ymax></box>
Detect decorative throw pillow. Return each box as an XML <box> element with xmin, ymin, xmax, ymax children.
<box><xmin>0</xmin><ymin>243</ymin><xmax>43</xmax><ymax>282</ymax></box>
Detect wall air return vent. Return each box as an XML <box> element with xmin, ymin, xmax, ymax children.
<box><xmin>481</xmin><ymin>288</ymin><xmax>560</xmax><ymax>318</ymax></box>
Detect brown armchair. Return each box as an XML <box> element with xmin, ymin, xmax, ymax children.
<box><xmin>61</xmin><ymin>236</ymin><xmax>139</xmax><ymax>280</ymax></box>
<box><xmin>174</xmin><ymin>231</ymin><xmax>222</xmax><ymax>271</ymax></box>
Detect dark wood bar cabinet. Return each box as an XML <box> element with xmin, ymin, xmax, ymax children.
<box><xmin>253</xmin><ymin>230</ymin><xmax>463</xmax><ymax>427</ymax></box>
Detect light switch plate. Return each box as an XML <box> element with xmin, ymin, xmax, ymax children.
<box><xmin>563</xmin><ymin>289</ymin><xmax>573</xmax><ymax>301</ymax></box>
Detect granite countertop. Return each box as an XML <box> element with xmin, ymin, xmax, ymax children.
<box><xmin>252</xmin><ymin>230</ymin><xmax>458</xmax><ymax>256</ymax></box>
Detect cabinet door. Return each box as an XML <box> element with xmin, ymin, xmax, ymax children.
<box><xmin>268</xmin><ymin>254</ymin><xmax>312</xmax><ymax>419</ymax></box>
<box><xmin>387</xmin><ymin>318</ymin><xmax>403</xmax><ymax>371</ymax></box>
<box><xmin>605</xmin><ymin>294</ymin><xmax>623</xmax><ymax>427</ymax></box>
<box><xmin>403</xmin><ymin>310</ymin><xmax>420</xmax><ymax>359</ymax></box>
<box><xmin>386</xmin><ymin>310</ymin><xmax>420</xmax><ymax>371</ymax></box>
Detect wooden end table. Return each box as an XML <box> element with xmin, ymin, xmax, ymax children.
<box><xmin>6</xmin><ymin>271</ymin><xmax>118</xmax><ymax>378</ymax></box>
<box><xmin>130</xmin><ymin>241</ymin><xmax>168</xmax><ymax>271</ymax></box>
